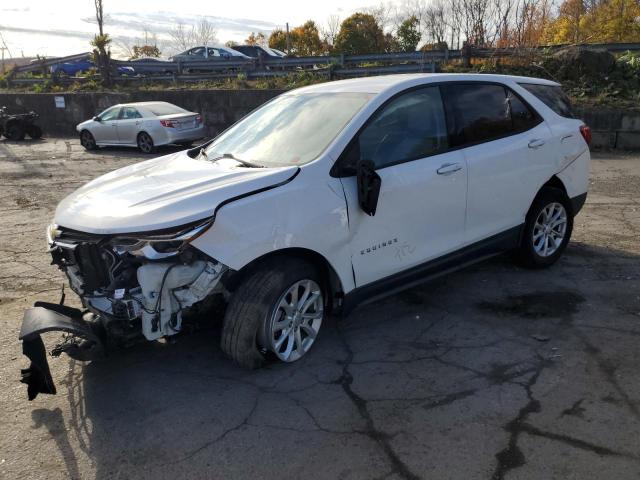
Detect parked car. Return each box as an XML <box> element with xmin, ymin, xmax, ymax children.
<box><xmin>0</xmin><ymin>106</ymin><xmax>42</xmax><ymax>140</ymax></box>
<box><xmin>168</xmin><ymin>45</ymin><xmax>251</xmax><ymax>62</ymax></box>
<box><xmin>270</xmin><ymin>48</ymin><xmax>287</xmax><ymax>57</ymax></box>
<box><xmin>77</xmin><ymin>101</ymin><xmax>205</xmax><ymax>153</ymax></box>
<box><xmin>19</xmin><ymin>74</ymin><xmax>591</xmax><ymax>400</ymax></box>
<box><xmin>232</xmin><ymin>45</ymin><xmax>285</xmax><ymax>59</ymax></box>
<box><xmin>51</xmin><ymin>58</ymin><xmax>134</xmax><ymax>76</ymax></box>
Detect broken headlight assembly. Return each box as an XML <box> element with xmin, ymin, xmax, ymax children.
<box><xmin>48</xmin><ymin>218</ymin><xmax>213</xmax><ymax>259</ymax></box>
<box><xmin>22</xmin><ymin>217</ymin><xmax>225</xmax><ymax>401</ymax></box>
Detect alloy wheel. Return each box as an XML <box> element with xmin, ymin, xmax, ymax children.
<box><xmin>264</xmin><ymin>279</ymin><xmax>323</xmax><ymax>362</ymax></box>
<box><xmin>532</xmin><ymin>202</ymin><xmax>567</xmax><ymax>257</ymax></box>
<box><xmin>138</xmin><ymin>133</ymin><xmax>153</xmax><ymax>153</ymax></box>
<box><xmin>81</xmin><ymin>131</ymin><xmax>95</xmax><ymax>149</ymax></box>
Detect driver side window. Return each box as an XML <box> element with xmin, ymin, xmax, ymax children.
<box><xmin>343</xmin><ymin>86</ymin><xmax>448</xmax><ymax>172</ymax></box>
<box><xmin>99</xmin><ymin>107</ymin><xmax>120</xmax><ymax>121</ymax></box>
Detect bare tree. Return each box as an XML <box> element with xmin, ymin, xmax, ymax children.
<box><xmin>192</xmin><ymin>18</ymin><xmax>218</xmax><ymax>46</ymax></box>
<box><xmin>323</xmin><ymin>14</ymin><xmax>341</xmax><ymax>45</ymax></box>
<box><xmin>423</xmin><ymin>0</ymin><xmax>448</xmax><ymax>46</ymax></box>
<box><xmin>169</xmin><ymin>19</ymin><xmax>218</xmax><ymax>54</ymax></box>
<box><xmin>95</xmin><ymin>0</ymin><xmax>104</xmax><ymax>36</ymax></box>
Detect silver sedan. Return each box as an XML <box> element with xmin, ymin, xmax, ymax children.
<box><xmin>77</xmin><ymin>101</ymin><xmax>206</xmax><ymax>153</ymax></box>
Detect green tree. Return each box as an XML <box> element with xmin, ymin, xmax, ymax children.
<box><xmin>334</xmin><ymin>13</ymin><xmax>385</xmax><ymax>55</ymax></box>
<box><xmin>397</xmin><ymin>16</ymin><xmax>421</xmax><ymax>52</ymax></box>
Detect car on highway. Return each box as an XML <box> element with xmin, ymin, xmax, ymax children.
<box><xmin>51</xmin><ymin>58</ymin><xmax>134</xmax><ymax>76</ymax></box>
<box><xmin>232</xmin><ymin>45</ymin><xmax>286</xmax><ymax>59</ymax></box>
<box><xmin>127</xmin><ymin>57</ymin><xmax>174</xmax><ymax>75</ymax></box>
<box><xmin>168</xmin><ymin>45</ymin><xmax>251</xmax><ymax>62</ymax></box>
<box><xmin>77</xmin><ymin>101</ymin><xmax>205</xmax><ymax>153</ymax></box>
<box><xmin>19</xmin><ymin>74</ymin><xmax>591</xmax><ymax>400</ymax></box>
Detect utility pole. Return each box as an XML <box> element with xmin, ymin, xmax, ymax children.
<box><xmin>286</xmin><ymin>22</ymin><xmax>290</xmax><ymax>55</ymax></box>
<box><xmin>0</xmin><ymin>31</ymin><xmax>11</xmax><ymax>74</ymax></box>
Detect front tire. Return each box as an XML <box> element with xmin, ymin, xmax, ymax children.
<box><xmin>80</xmin><ymin>130</ymin><xmax>97</xmax><ymax>150</ymax></box>
<box><xmin>137</xmin><ymin>132</ymin><xmax>155</xmax><ymax>153</ymax></box>
<box><xmin>517</xmin><ymin>187</ymin><xmax>573</xmax><ymax>268</ymax></box>
<box><xmin>221</xmin><ymin>259</ymin><xmax>325</xmax><ymax>369</ymax></box>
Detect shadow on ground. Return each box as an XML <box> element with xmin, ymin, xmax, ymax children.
<box><xmin>30</xmin><ymin>242</ymin><xmax>640</xmax><ymax>479</ymax></box>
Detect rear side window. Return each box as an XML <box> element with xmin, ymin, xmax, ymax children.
<box><xmin>519</xmin><ymin>83</ymin><xmax>574</xmax><ymax>118</ymax></box>
<box><xmin>343</xmin><ymin>86</ymin><xmax>448</xmax><ymax>170</ymax></box>
<box><xmin>442</xmin><ymin>83</ymin><xmax>540</xmax><ymax>147</ymax></box>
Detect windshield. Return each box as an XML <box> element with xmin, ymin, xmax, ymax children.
<box><xmin>204</xmin><ymin>92</ymin><xmax>373</xmax><ymax>166</ymax></box>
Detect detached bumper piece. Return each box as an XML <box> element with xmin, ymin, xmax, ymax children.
<box><xmin>19</xmin><ymin>302</ymin><xmax>104</xmax><ymax>400</ymax></box>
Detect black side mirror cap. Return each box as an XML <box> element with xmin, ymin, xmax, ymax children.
<box><xmin>356</xmin><ymin>160</ymin><xmax>381</xmax><ymax>216</ymax></box>
<box><xmin>93</xmin><ymin>116</ymin><xmax>101</xmax><ymax>122</ymax></box>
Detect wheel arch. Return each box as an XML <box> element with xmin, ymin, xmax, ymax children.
<box><xmin>540</xmin><ymin>175</ymin><xmax>568</xmax><ymax>196</ymax></box>
<box><xmin>221</xmin><ymin>247</ymin><xmax>345</xmax><ymax>311</ymax></box>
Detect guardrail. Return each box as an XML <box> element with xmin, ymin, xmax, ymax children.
<box><xmin>6</xmin><ymin>42</ymin><xmax>640</xmax><ymax>86</ymax></box>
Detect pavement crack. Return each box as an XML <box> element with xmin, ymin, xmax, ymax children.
<box><xmin>335</xmin><ymin>324</ymin><xmax>421</xmax><ymax>480</ymax></box>
<box><xmin>491</xmin><ymin>356</ymin><xmax>549</xmax><ymax>480</ymax></box>
<box><xmin>520</xmin><ymin>423</ymin><xmax>634</xmax><ymax>458</ymax></box>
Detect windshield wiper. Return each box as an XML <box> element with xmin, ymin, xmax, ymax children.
<box><xmin>199</xmin><ymin>150</ymin><xmax>264</xmax><ymax>168</ymax></box>
<box><xmin>216</xmin><ymin>153</ymin><xmax>264</xmax><ymax>168</ymax></box>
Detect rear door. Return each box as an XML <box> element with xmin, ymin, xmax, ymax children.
<box><xmin>92</xmin><ymin>106</ymin><xmax>121</xmax><ymax>143</ymax></box>
<box><xmin>441</xmin><ymin>82</ymin><xmax>554</xmax><ymax>244</ymax></box>
<box><xmin>338</xmin><ymin>85</ymin><xmax>468</xmax><ymax>287</ymax></box>
<box><xmin>116</xmin><ymin>106</ymin><xmax>143</xmax><ymax>145</ymax></box>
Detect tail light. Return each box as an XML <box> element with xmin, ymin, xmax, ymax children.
<box><xmin>579</xmin><ymin>125</ymin><xmax>592</xmax><ymax>145</ymax></box>
<box><xmin>160</xmin><ymin>119</ymin><xmax>176</xmax><ymax>128</ymax></box>
<box><xmin>196</xmin><ymin>115</ymin><xmax>203</xmax><ymax>124</ymax></box>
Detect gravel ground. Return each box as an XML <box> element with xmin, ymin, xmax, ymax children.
<box><xmin>0</xmin><ymin>138</ymin><xmax>639</xmax><ymax>480</ymax></box>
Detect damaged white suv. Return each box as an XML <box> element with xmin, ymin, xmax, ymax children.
<box><xmin>20</xmin><ymin>74</ymin><xmax>591</xmax><ymax>399</ymax></box>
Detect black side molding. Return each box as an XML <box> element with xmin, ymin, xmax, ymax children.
<box><xmin>571</xmin><ymin>192</ymin><xmax>587</xmax><ymax>216</ymax></box>
<box><xmin>342</xmin><ymin>225</ymin><xmax>523</xmax><ymax>314</ymax></box>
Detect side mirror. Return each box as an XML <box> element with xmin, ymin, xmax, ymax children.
<box><xmin>356</xmin><ymin>160</ymin><xmax>381</xmax><ymax>216</ymax></box>
<box><xmin>93</xmin><ymin>116</ymin><xmax>101</xmax><ymax>122</ymax></box>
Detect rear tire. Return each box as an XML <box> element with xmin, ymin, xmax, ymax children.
<box><xmin>26</xmin><ymin>124</ymin><xmax>42</xmax><ymax>139</ymax></box>
<box><xmin>137</xmin><ymin>132</ymin><xmax>155</xmax><ymax>154</ymax></box>
<box><xmin>221</xmin><ymin>258</ymin><xmax>325</xmax><ymax>369</ymax></box>
<box><xmin>5</xmin><ymin>121</ymin><xmax>25</xmax><ymax>141</ymax></box>
<box><xmin>517</xmin><ymin>187</ymin><xmax>573</xmax><ymax>268</ymax></box>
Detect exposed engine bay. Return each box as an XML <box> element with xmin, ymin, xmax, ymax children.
<box><xmin>19</xmin><ymin>220</ymin><xmax>228</xmax><ymax>400</ymax></box>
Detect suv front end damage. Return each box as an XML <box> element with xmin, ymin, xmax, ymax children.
<box><xmin>20</xmin><ymin>220</ymin><xmax>228</xmax><ymax>400</ymax></box>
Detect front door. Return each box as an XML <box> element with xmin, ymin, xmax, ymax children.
<box><xmin>337</xmin><ymin>86</ymin><xmax>468</xmax><ymax>287</ymax></box>
<box><xmin>92</xmin><ymin>106</ymin><xmax>121</xmax><ymax>143</ymax></box>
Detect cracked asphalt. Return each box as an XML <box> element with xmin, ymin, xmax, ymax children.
<box><xmin>1</xmin><ymin>138</ymin><xmax>639</xmax><ymax>479</ymax></box>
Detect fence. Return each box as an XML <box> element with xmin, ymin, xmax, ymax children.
<box><xmin>6</xmin><ymin>42</ymin><xmax>640</xmax><ymax>87</ymax></box>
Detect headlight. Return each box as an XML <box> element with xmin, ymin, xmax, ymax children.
<box><xmin>46</xmin><ymin>223</ymin><xmax>61</xmax><ymax>245</ymax></box>
<box><xmin>111</xmin><ymin>219</ymin><xmax>213</xmax><ymax>259</ymax></box>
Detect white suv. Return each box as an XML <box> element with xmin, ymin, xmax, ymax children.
<box><xmin>19</xmin><ymin>74</ymin><xmax>590</xmax><ymax>399</ymax></box>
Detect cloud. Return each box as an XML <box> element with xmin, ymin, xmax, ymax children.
<box><xmin>0</xmin><ymin>24</ymin><xmax>92</xmax><ymax>41</ymax></box>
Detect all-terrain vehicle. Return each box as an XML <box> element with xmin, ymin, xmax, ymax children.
<box><xmin>0</xmin><ymin>106</ymin><xmax>43</xmax><ymax>140</ymax></box>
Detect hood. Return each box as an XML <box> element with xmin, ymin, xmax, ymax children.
<box><xmin>54</xmin><ymin>150</ymin><xmax>298</xmax><ymax>234</ymax></box>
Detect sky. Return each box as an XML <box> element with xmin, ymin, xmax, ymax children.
<box><xmin>0</xmin><ymin>0</ymin><xmax>373</xmax><ymax>59</ymax></box>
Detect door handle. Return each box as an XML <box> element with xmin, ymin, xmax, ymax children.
<box><xmin>437</xmin><ymin>163</ymin><xmax>462</xmax><ymax>175</ymax></box>
<box><xmin>528</xmin><ymin>139</ymin><xmax>545</xmax><ymax>149</ymax></box>
<box><xmin>110</xmin><ymin>123</ymin><xmax>117</xmax><ymax>126</ymax></box>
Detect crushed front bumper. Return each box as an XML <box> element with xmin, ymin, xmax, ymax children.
<box><xmin>19</xmin><ymin>302</ymin><xmax>105</xmax><ymax>400</ymax></box>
